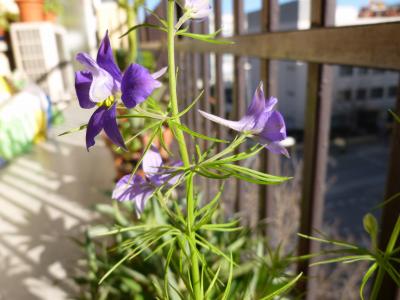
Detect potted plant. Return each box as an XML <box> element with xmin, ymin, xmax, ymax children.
<box><xmin>16</xmin><ymin>0</ymin><xmax>44</xmax><ymax>22</ymax></box>
<box><xmin>43</xmin><ymin>0</ymin><xmax>62</xmax><ymax>22</ymax></box>
<box><xmin>0</xmin><ymin>1</ymin><xmax>19</xmax><ymax>38</ymax></box>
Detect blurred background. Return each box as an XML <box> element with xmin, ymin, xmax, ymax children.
<box><xmin>0</xmin><ymin>0</ymin><xmax>399</xmax><ymax>299</ymax></box>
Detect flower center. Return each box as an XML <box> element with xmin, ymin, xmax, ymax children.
<box><xmin>97</xmin><ymin>95</ymin><xmax>115</xmax><ymax>108</ymax></box>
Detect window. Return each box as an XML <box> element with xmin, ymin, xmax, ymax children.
<box><xmin>372</xmin><ymin>69</ymin><xmax>385</xmax><ymax>74</ymax></box>
<box><xmin>370</xmin><ymin>87</ymin><xmax>384</xmax><ymax>99</ymax></box>
<box><xmin>337</xmin><ymin>89</ymin><xmax>352</xmax><ymax>101</ymax></box>
<box><xmin>339</xmin><ymin>66</ymin><xmax>353</xmax><ymax>76</ymax></box>
<box><xmin>356</xmin><ymin>88</ymin><xmax>367</xmax><ymax>100</ymax></box>
<box><xmin>358</xmin><ymin>68</ymin><xmax>369</xmax><ymax>75</ymax></box>
<box><xmin>388</xmin><ymin>86</ymin><xmax>398</xmax><ymax>97</ymax></box>
<box><xmin>287</xmin><ymin>90</ymin><xmax>295</xmax><ymax>97</ymax></box>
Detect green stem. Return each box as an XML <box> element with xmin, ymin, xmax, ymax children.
<box><xmin>370</xmin><ymin>217</ymin><xmax>400</xmax><ymax>300</ymax></box>
<box><xmin>126</xmin><ymin>1</ymin><xmax>138</xmax><ymax>62</ymax></box>
<box><xmin>370</xmin><ymin>266</ymin><xmax>384</xmax><ymax>300</ymax></box>
<box><xmin>166</xmin><ymin>1</ymin><xmax>202</xmax><ymax>299</ymax></box>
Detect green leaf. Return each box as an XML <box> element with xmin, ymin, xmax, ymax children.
<box><xmin>389</xmin><ymin>109</ymin><xmax>400</xmax><ymax>123</ymax></box>
<box><xmin>297</xmin><ymin>233</ymin><xmax>359</xmax><ymax>249</ymax></box>
<box><xmin>204</xmin><ymin>265</ymin><xmax>222</xmax><ymax>299</ymax></box>
<box><xmin>386</xmin><ymin>216</ymin><xmax>400</xmax><ymax>253</ymax></box>
<box><xmin>310</xmin><ymin>255</ymin><xmax>374</xmax><ymax>266</ymax></box>
<box><xmin>195</xmin><ymin>234</ymin><xmax>236</xmax><ymax>266</ymax></box>
<box><xmin>221</xmin><ymin>253</ymin><xmax>234</xmax><ymax>300</ymax></box>
<box><xmin>120</xmin><ymin>23</ymin><xmax>166</xmax><ymax>38</ymax></box>
<box><xmin>214</xmin><ymin>163</ymin><xmax>291</xmax><ymax>185</ymax></box>
<box><xmin>177</xmin><ymin>30</ymin><xmax>234</xmax><ymax>45</ymax></box>
<box><xmin>58</xmin><ymin>123</ymin><xmax>87</xmax><ymax>136</ymax></box>
<box><xmin>144</xmin><ymin>7</ymin><xmax>168</xmax><ymax>27</ymax></box>
<box><xmin>170</xmin><ymin>121</ymin><xmax>228</xmax><ymax>143</ymax></box>
<box><xmin>260</xmin><ymin>273</ymin><xmax>303</xmax><ymax>300</ymax></box>
<box><xmin>176</xmin><ymin>90</ymin><xmax>204</xmax><ymax>118</ymax></box>
<box><xmin>196</xmin><ymin>183</ymin><xmax>224</xmax><ymax>217</ymax></box>
<box><xmin>360</xmin><ymin>263</ymin><xmax>378</xmax><ymax>300</ymax></box>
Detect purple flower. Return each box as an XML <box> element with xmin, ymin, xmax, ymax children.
<box><xmin>199</xmin><ymin>82</ymin><xmax>289</xmax><ymax>157</ymax></box>
<box><xmin>181</xmin><ymin>0</ymin><xmax>211</xmax><ymax>20</ymax></box>
<box><xmin>112</xmin><ymin>146</ymin><xmax>183</xmax><ymax>217</ymax></box>
<box><xmin>75</xmin><ymin>31</ymin><xmax>166</xmax><ymax>150</ymax></box>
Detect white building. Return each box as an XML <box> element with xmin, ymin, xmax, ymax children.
<box><xmin>245</xmin><ymin>0</ymin><xmax>399</xmax><ymax>134</ymax></box>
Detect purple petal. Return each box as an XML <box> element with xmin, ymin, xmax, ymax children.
<box><xmin>143</xmin><ymin>145</ymin><xmax>163</xmax><ymax>182</ymax></box>
<box><xmin>185</xmin><ymin>0</ymin><xmax>212</xmax><ymax>19</ymax></box>
<box><xmin>76</xmin><ymin>52</ymin><xmax>115</xmax><ymax>102</ymax></box>
<box><xmin>265</xmin><ymin>96</ymin><xmax>278</xmax><ymax>112</ymax></box>
<box><xmin>259</xmin><ymin>111</ymin><xmax>287</xmax><ymax>143</ymax></box>
<box><xmin>75</xmin><ymin>71</ymin><xmax>95</xmax><ymax>109</ymax></box>
<box><xmin>246</xmin><ymin>82</ymin><xmax>266</xmax><ymax>118</ymax></box>
<box><xmin>96</xmin><ymin>31</ymin><xmax>122</xmax><ymax>82</ymax></box>
<box><xmin>198</xmin><ymin>110</ymin><xmax>250</xmax><ymax>132</ymax></box>
<box><xmin>112</xmin><ymin>175</ymin><xmax>154</xmax><ymax>217</ymax></box>
<box><xmin>86</xmin><ymin>106</ymin><xmax>107</xmax><ymax>150</ymax></box>
<box><xmin>265</xmin><ymin>142</ymin><xmax>290</xmax><ymax>158</ymax></box>
<box><xmin>121</xmin><ymin>64</ymin><xmax>162</xmax><ymax>108</ymax></box>
<box><xmin>103</xmin><ymin>104</ymin><xmax>126</xmax><ymax>150</ymax></box>
<box><xmin>152</xmin><ymin>67</ymin><xmax>167</xmax><ymax>80</ymax></box>
<box><xmin>163</xmin><ymin>161</ymin><xmax>184</xmax><ymax>186</ymax></box>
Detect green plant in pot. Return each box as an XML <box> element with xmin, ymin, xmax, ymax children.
<box><xmin>0</xmin><ymin>4</ymin><xmax>18</xmax><ymax>37</ymax></box>
<box><xmin>44</xmin><ymin>0</ymin><xmax>63</xmax><ymax>22</ymax></box>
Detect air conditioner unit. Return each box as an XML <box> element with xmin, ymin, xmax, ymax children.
<box><xmin>10</xmin><ymin>22</ymin><xmax>74</xmax><ymax>106</ymax></box>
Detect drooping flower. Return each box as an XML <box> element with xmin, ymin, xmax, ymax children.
<box><xmin>75</xmin><ymin>31</ymin><xmax>166</xmax><ymax>150</ymax></box>
<box><xmin>199</xmin><ymin>82</ymin><xmax>289</xmax><ymax>157</ymax></box>
<box><xmin>180</xmin><ymin>0</ymin><xmax>212</xmax><ymax>20</ymax></box>
<box><xmin>112</xmin><ymin>146</ymin><xmax>183</xmax><ymax>216</ymax></box>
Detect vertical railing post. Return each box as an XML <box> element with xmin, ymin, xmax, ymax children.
<box><xmin>296</xmin><ymin>1</ymin><xmax>334</xmax><ymax>299</ymax></box>
<box><xmin>377</xmin><ymin>77</ymin><xmax>400</xmax><ymax>300</ymax></box>
<box><xmin>233</xmin><ymin>0</ymin><xmax>245</xmax><ymax>213</ymax></box>
<box><xmin>259</xmin><ymin>0</ymin><xmax>279</xmax><ymax>233</ymax></box>
<box><xmin>214</xmin><ymin>0</ymin><xmax>226</xmax><ymax>152</ymax></box>
<box><xmin>200</xmin><ymin>20</ymin><xmax>212</xmax><ymax>202</ymax></box>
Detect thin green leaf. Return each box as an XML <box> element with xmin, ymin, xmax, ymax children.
<box><xmin>310</xmin><ymin>255</ymin><xmax>374</xmax><ymax>266</ymax></box>
<box><xmin>177</xmin><ymin>32</ymin><xmax>234</xmax><ymax>45</ymax></box>
<box><xmin>164</xmin><ymin>240</ymin><xmax>176</xmax><ymax>300</ymax></box>
<box><xmin>144</xmin><ymin>7</ymin><xmax>168</xmax><ymax>27</ymax></box>
<box><xmin>297</xmin><ymin>233</ymin><xmax>359</xmax><ymax>250</ymax></box>
<box><xmin>58</xmin><ymin>124</ymin><xmax>87</xmax><ymax>136</ymax></box>
<box><xmin>176</xmin><ymin>90</ymin><xmax>204</xmax><ymax>118</ymax></box>
<box><xmin>360</xmin><ymin>263</ymin><xmax>378</xmax><ymax>300</ymax></box>
<box><xmin>99</xmin><ymin>250</ymin><xmax>132</xmax><ymax>284</ymax></box>
<box><xmin>389</xmin><ymin>109</ymin><xmax>400</xmax><ymax>123</ymax></box>
<box><xmin>221</xmin><ymin>253</ymin><xmax>234</xmax><ymax>300</ymax></box>
<box><xmin>196</xmin><ymin>183</ymin><xmax>225</xmax><ymax>217</ymax></box>
<box><xmin>260</xmin><ymin>273</ymin><xmax>303</xmax><ymax>300</ymax></box>
<box><xmin>374</xmin><ymin>192</ymin><xmax>400</xmax><ymax>210</ymax></box>
<box><xmin>170</xmin><ymin>121</ymin><xmax>228</xmax><ymax>143</ymax></box>
<box><xmin>120</xmin><ymin>23</ymin><xmax>166</xmax><ymax>38</ymax></box>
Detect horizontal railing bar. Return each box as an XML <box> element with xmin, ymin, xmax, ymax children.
<box><xmin>141</xmin><ymin>22</ymin><xmax>400</xmax><ymax>70</ymax></box>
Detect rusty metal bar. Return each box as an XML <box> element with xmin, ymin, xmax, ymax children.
<box><xmin>137</xmin><ymin>22</ymin><xmax>400</xmax><ymax>71</ymax></box>
<box><xmin>201</xmin><ymin>20</ymin><xmax>211</xmax><ymax>147</ymax></box>
<box><xmin>233</xmin><ymin>0</ymin><xmax>246</xmax><ymax>213</ymax></box>
<box><xmin>259</xmin><ymin>0</ymin><xmax>279</xmax><ymax>231</ymax></box>
<box><xmin>296</xmin><ymin>1</ymin><xmax>334</xmax><ymax>299</ymax></box>
<box><xmin>377</xmin><ymin>76</ymin><xmax>400</xmax><ymax>300</ymax></box>
<box><xmin>214</xmin><ymin>0</ymin><xmax>226</xmax><ymax>152</ymax></box>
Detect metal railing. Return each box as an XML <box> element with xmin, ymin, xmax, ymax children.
<box><xmin>140</xmin><ymin>1</ymin><xmax>400</xmax><ymax>299</ymax></box>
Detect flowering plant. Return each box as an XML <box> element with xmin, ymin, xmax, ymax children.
<box><xmin>67</xmin><ymin>1</ymin><xmax>300</xmax><ymax>298</ymax></box>
<box><xmin>64</xmin><ymin>1</ymin><xmax>400</xmax><ymax>299</ymax></box>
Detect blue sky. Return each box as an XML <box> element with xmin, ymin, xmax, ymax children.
<box><xmin>146</xmin><ymin>0</ymin><xmax>400</xmax><ymax>13</ymax></box>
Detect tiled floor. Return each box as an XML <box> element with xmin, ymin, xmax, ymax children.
<box><xmin>0</xmin><ymin>103</ymin><xmax>115</xmax><ymax>299</ymax></box>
